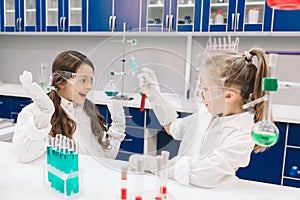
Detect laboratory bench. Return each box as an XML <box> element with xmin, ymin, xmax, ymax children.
<box><xmin>1</xmin><ymin>141</ymin><xmax>300</xmax><ymax>200</ymax></box>
<box><xmin>1</xmin><ymin>83</ymin><xmax>300</xmax><ymax>189</ymax></box>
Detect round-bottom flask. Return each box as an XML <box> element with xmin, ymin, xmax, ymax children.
<box><xmin>251</xmin><ymin>120</ymin><xmax>279</xmax><ymax>147</ymax></box>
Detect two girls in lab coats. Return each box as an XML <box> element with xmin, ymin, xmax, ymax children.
<box><xmin>137</xmin><ymin>48</ymin><xmax>269</xmax><ymax>188</ymax></box>
<box><xmin>13</xmin><ymin>50</ymin><xmax>126</xmax><ymax>162</ymax></box>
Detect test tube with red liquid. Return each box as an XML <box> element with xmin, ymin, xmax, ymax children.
<box><xmin>121</xmin><ymin>167</ymin><xmax>127</xmax><ymax>200</ymax></box>
<box><xmin>135</xmin><ymin>159</ymin><xmax>144</xmax><ymax>200</ymax></box>
<box><xmin>160</xmin><ymin>151</ymin><xmax>170</xmax><ymax>199</ymax></box>
<box><xmin>140</xmin><ymin>91</ymin><xmax>146</xmax><ymax>112</ymax></box>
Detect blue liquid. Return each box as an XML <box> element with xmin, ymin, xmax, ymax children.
<box><xmin>105</xmin><ymin>91</ymin><xmax>119</xmax><ymax>97</ymax></box>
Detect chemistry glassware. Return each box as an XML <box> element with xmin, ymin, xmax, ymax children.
<box><xmin>251</xmin><ymin>120</ymin><xmax>279</xmax><ymax>147</ymax></box>
<box><xmin>103</xmin><ymin>79</ymin><xmax>119</xmax><ymax>97</ymax></box>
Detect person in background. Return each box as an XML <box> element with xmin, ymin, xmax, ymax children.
<box><xmin>13</xmin><ymin>50</ymin><xmax>126</xmax><ymax>163</ymax></box>
<box><xmin>135</xmin><ymin>48</ymin><xmax>268</xmax><ymax>188</ymax></box>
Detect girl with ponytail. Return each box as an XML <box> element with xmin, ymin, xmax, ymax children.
<box><xmin>137</xmin><ymin>48</ymin><xmax>269</xmax><ymax>188</ymax></box>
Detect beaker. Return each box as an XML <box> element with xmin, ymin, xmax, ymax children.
<box><xmin>103</xmin><ymin>79</ymin><xmax>119</xmax><ymax>97</ymax></box>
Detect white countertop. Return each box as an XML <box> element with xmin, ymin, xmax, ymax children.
<box><xmin>1</xmin><ymin>83</ymin><xmax>300</xmax><ymax>123</ymax></box>
<box><xmin>1</xmin><ymin>141</ymin><xmax>300</xmax><ymax>200</ymax></box>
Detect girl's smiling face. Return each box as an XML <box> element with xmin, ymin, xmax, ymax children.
<box><xmin>61</xmin><ymin>63</ymin><xmax>94</xmax><ymax>104</ymax></box>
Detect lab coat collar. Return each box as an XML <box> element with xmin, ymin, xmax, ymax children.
<box><xmin>222</xmin><ymin>110</ymin><xmax>255</xmax><ymax>129</ymax></box>
<box><xmin>60</xmin><ymin>97</ymin><xmax>83</xmax><ymax>120</ymax></box>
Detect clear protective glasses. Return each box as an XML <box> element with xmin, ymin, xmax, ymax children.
<box><xmin>195</xmin><ymin>80</ymin><xmax>225</xmax><ymax>101</ymax></box>
<box><xmin>53</xmin><ymin>70</ymin><xmax>94</xmax><ymax>87</ymax></box>
<box><xmin>195</xmin><ymin>80</ymin><xmax>240</xmax><ymax>101</ymax></box>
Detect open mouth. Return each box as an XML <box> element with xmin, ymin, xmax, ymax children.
<box><xmin>79</xmin><ymin>93</ymin><xmax>87</xmax><ymax>98</ymax></box>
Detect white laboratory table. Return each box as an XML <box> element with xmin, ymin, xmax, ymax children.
<box><xmin>1</xmin><ymin>141</ymin><xmax>300</xmax><ymax>200</ymax></box>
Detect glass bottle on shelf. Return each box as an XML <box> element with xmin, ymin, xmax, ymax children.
<box><xmin>244</xmin><ymin>0</ymin><xmax>265</xmax><ymax>24</ymax></box>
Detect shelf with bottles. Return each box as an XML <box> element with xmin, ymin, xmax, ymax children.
<box><xmin>177</xmin><ymin>8</ymin><xmax>194</xmax><ymax>25</ymax></box>
<box><xmin>147</xmin><ymin>2</ymin><xmax>164</xmax><ymax>26</ymax></box>
<box><xmin>244</xmin><ymin>0</ymin><xmax>265</xmax><ymax>24</ymax></box>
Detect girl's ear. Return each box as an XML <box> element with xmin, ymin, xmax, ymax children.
<box><xmin>57</xmin><ymin>82</ymin><xmax>65</xmax><ymax>90</ymax></box>
<box><xmin>225</xmin><ymin>90</ymin><xmax>237</xmax><ymax>102</ymax></box>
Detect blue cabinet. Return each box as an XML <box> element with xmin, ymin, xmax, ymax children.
<box><xmin>236</xmin><ymin>122</ymin><xmax>286</xmax><ymax>185</ymax></box>
<box><xmin>41</xmin><ymin>0</ymin><xmax>87</xmax><ymax>32</ymax></box>
<box><xmin>202</xmin><ymin>0</ymin><xmax>272</xmax><ymax>32</ymax></box>
<box><xmin>88</xmin><ymin>0</ymin><xmax>141</xmax><ymax>32</ymax></box>
<box><xmin>273</xmin><ymin>10</ymin><xmax>300</xmax><ymax>31</ymax></box>
<box><xmin>10</xmin><ymin>96</ymin><xmax>32</xmax><ymax>122</ymax></box>
<box><xmin>283</xmin><ymin>123</ymin><xmax>300</xmax><ymax>188</ymax></box>
<box><xmin>0</xmin><ymin>95</ymin><xmax>12</xmax><ymax>119</ymax></box>
<box><xmin>0</xmin><ymin>95</ymin><xmax>31</xmax><ymax>122</ymax></box>
<box><xmin>0</xmin><ymin>0</ymin><xmax>41</xmax><ymax>32</ymax></box>
<box><xmin>142</xmin><ymin>0</ymin><xmax>178</xmax><ymax>32</ymax></box>
<box><xmin>176</xmin><ymin>0</ymin><xmax>202</xmax><ymax>32</ymax></box>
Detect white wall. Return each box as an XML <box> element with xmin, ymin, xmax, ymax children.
<box><xmin>0</xmin><ymin>35</ymin><xmax>299</xmax><ymax>106</ymax></box>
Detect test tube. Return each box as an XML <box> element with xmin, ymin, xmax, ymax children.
<box><xmin>46</xmin><ymin>135</ymin><xmax>54</xmax><ymax>182</ymax></box>
<box><xmin>155</xmin><ymin>156</ymin><xmax>164</xmax><ymax>200</ymax></box>
<box><xmin>135</xmin><ymin>159</ymin><xmax>144</xmax><ymax>200</ymax></box>
<box><xmin>140</xmin><ymin>91</ymin><xmax>146</xmax><ymax>112</ymax></box>
<box><xmin>121</xmin><ymin>167</ymin><xmax>128</xmax><ymax>200</ymax></box>
<box><xmin>160</xmin><ymin>151</ymin><xmax>170</xmax><ymax>199</ymax></box>
<box><xmin>72</xmin><ymin>141</ymin><xmax>79</xmax><ymax>193</ymax></box>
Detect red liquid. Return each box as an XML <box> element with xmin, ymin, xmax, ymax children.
<box><xmin>135</xmin><ymin>196</ymin><xmax>142</xmax><ymax>200</ymax></box>
<box><xmin>121</xmin><ymin>188</ymin><xmax>127</xmax><ymax>200</ymax></box>
<box><xmin>160</xmin><ymin>185</ymin><xmax>167</xmax><ymax>194</ymax></box>
<box><xmin>140</xmin><ymin>93</ymin><xmax>146</xmax><ymax>112</ymax></box>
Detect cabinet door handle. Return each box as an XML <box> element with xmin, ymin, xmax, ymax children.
<box><xmin>20</xmin><ymin>104</ymin><xmax>27</xmax><ymax>107</ymax></box>
<box><xmin>125</xmin><ymin>115</ymin><xmax>132</xmax><ymax>119</ymax></box>
<box><xmin>109</xmin><ymin>16</ymin><xmax>112</xmax><ymax>30</ymax></box>
<box><xmin>63</xmin><ymin>17</ymin><xmax>66</xmax><ymax>31</ymax></box>
<box><xmin>123</xmin><ymin>139</ymin><xmax>133</xmax><ymax>142</ymax></box>
<box><xmin>59</xmin><ymin>17</ymin><xmax>63</xmax><ymax>30</ymax></box>
<box><xmin>236</xmin><ymin>13</ymin><xmax>240</xmax><ymax>30</ymax></box>
<box><xmin>166</xmin><ymin>15</ymin><xmax>169</xmax><ymax>30</ymax></box>
<box><xmin>18</xmin><ymin>18</ymin><xmax>22</xmax><ymax>31</ymax></box>
<box><xmin>112</xmin><ymin>16</ymin><xmax>116</xmax><ymax>31</ymax></box>
<box><xmin>169</xmin><ymin>14</ymin><xmax>173</xmax><ymax>31</ymax></box>
<box><xmin>16</xmin><ymin>18</ymin><xmax>20</xmax><ymax>30</ymax></box>
<box><xmin>231</xmin><ymin>13</ymin><xmax>235</xmax><ymax>30</ymax></box>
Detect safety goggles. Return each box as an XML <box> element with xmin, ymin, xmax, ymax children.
<box><xmin>53</xmin><ymin>70</ymin><xmax>94</xmax><ymax>87</ymax></box>
<box><xmin>195</xmin><ymin>80</ymin><xmax>240</xmax><ymax>101</ymax></box>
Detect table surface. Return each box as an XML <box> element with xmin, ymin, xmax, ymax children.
<box><xmin>1</xmin><ymin>141</ymin><xmax>300</xmax><ymax>200</ymax></box>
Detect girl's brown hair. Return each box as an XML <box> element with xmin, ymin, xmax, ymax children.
<box><xmin>48</xmin><ymin>50</ymin><xmax>110</xmax><ymax>149</ymax></box>
<box><xmin>207</xmin><ymin>48</ymin><xmax>269</xmax><ymax>152</ymax></box>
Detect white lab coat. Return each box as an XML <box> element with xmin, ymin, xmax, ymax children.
<box><xmin>13</xmin><ymin>98</ymin><xmax>122</xmax><ymax>163</ymax></box>
<box><xmin>169</xmin><ymin>106</ymin><xmax>255</xmax><ymax>188</ymax></box>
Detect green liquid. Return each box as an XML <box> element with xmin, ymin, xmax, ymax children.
<box><xmin>251</xmin><ymin>131</ymin><xmax>279</xmax><ymax>147</ymax></box>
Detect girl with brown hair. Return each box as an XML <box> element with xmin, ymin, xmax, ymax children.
<box><xmin>13</xmin><ymin>50</ymin><xmax>126</xmax><ymax>162</ymax></box>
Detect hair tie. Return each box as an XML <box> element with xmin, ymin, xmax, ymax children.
<box><xmin>244</xmin><ymin>51</ymin><xmax>254</xmax><ymax>63</ymax></box>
